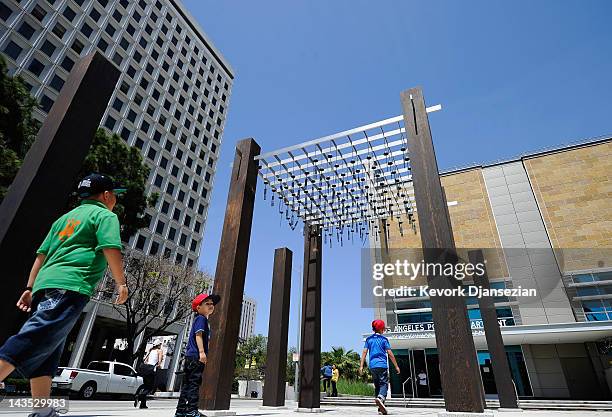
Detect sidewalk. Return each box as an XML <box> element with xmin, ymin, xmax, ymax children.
<box><xmin>3</xmin><ymin>399</ymin><xmax>612</xmax><ymax>417</ymax></box>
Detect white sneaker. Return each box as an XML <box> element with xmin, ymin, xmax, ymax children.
<box><xmin>375</xmin><ymin>396</ymin><xmax>387</xmax><ymax>415</ymax></box>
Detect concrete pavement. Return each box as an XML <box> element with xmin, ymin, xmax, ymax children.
<box><xmin>1</xmin><ymin>399</ymin><xmax>612</xmax><ymax>416</ymax></box>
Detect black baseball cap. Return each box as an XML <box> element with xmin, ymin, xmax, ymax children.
<box><xmin>77</xmin><ymin>173</ymin><xmax>127</xmax><ymax>197</ymax></box>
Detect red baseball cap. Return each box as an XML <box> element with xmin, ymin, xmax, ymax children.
<box><xmin>372</xmin><ymin>319</ymin><xmax>386</xmax><ymax>332</ymax></box>
<box><xmin>192</xmin><ymin>293</ymin><xmax>221</xmax><ymax>311</ymax></box>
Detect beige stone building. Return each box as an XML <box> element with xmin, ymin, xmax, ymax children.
<box><xmin>372</xmin><ymin>138</ymin><xmax>612</xmax><ymax>400</ymax></box>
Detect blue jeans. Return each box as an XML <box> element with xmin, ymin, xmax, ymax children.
<box><xmin>176</xmin><ymin>356</ymin><xmax>205</xmax><ymax>412</ymax></box>
<box><xmin>0</xmin><ymin>288</ymin><xmax>89</xmax><ymax>378</ymax></box>
<box><xmin>370</xmin><ymin>367</ymin><xmax>389</xmax><ymax>399</ymax></box>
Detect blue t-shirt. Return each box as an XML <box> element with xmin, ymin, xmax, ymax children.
<box><xmin>321</xmin><ymin>365</ymin><xmax>332</xmax><ymax>377</ymax></box>
<box><xmin>364</xmin><ymin>333</ymin><xmax>391</xmax><ymax>369</ymax></box>
<box><xmin>186</xmin><ymin>315</ymin><xmax>210</xmax><ymax>358</ymax></box>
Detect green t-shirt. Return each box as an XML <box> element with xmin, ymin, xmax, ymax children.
<box><xmin>34</xmin><ymin>200</ymin><xmax>122</xmax><ymax>296</ymax></box>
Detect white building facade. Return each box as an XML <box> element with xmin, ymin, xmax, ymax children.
<box><xmin>1</xmin><ymin>0</ymin><xmax>235</xmax><ymax>391</ymax></box>
<box><xmin>0</xmin><ymin>0</ymin><xmax>234</xmax><ymax>267</ymax></box>
<box><xmin>239</xmin><ymin>296</ymin><xmax>257</xmax><ymax>342</ymax></box>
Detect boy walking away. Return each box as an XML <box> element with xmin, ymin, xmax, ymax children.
<box><xmin>359</xmin><ymin>320</ymin><xmax>400</xmax><ymax>415</ymax></box>
<box><xmin>175</xmin><ymin>293</ymin><xmax>220</xmax><ymax>417</ymax></box>
<box><xmin>0</xmin><ymin>173</ymin><xmax>128</xmax><ymax>417</ymax></box>
<box><xmin>320</xmin><ymin>363</ymin><xmax>332</xmax><ymax>395</ymax></box>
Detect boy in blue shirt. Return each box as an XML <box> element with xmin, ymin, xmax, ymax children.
<box><xmin>174</xmin><ymin>293</ymin><xmax>220</xmax><ymax>417</ymax></box>
<box><xmin>359</xmin><ymin>320</ymin><xmax>400</xmax><ymax>415</ymax></box>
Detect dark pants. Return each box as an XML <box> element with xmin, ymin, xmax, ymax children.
<box><xmin>137</xmin><ymin>365</ymin><xmax>156</xmax><ymax>407</ymax></box>
<box><xmin>331</xmin><ymin>380</ymin><xmax>338</xmax><ymax>397</ymax></box>
<box><xmin>176</xmin><ymin>356</ymin><xmax>204</xmax><ymax>413</ymax></box>
<box><xmin>370</xmin><ymin>367</ymin><xmax>389</xmax><ymax>399</ymax></box>
<box><xmin>322</xmin><ymin>377</ymin><xmax>331</xmax><ymax>393</ymax></box>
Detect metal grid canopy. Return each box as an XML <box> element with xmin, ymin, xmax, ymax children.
<box><xmin>255</xmin><ymin>105</ymin><xmax>441</xmax><ymax>245</ymax></box>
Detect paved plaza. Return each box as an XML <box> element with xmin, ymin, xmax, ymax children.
<box><xmin>2</xmin><ymin>399</ymin><xmax>612</xmax><ymax>417</ymax></box>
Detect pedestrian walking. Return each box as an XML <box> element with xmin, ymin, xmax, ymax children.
<box><xmin>0</xmin><ymin>173</ymin><xmax>128</xmax><ymax>417</ymax></box>
<box><xmin>359</xmin><ymin>320</ymin><xmax>400</xmax><ymax>415</ymax></box>
<box><xmin>134</xmin><ymin>338</ymin><xmax>164</xmax><ymax>409</ymax></box>
<box><xmin>320</xmin><ymin>363</ymin><xmax>332</xmax><ymax>395</ymax></box>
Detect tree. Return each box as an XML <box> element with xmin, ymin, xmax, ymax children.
<box><xmin>286</xmin><ymin>346</ymin><xmax>297</xmax><ymax>385</ymax></box>
<box><xmin>0</xmin><ymin>54</ymin><xmax>40</xmax><ymax>200</ymax></box>
<box><xmin>235</xmin><ymin>335</ymin><xmax>267</xmax><ymax>386</ymax></box>
<box><xmin>70</xmin><ymin>128</ymin><xmax>158</xmax><ymax>241</ymax></box>
<box><xmin>322</xmin><ymin>346</ymin><xmax>370</xmax><ymax>382</ymax></box>
<box><xmin>98</xmin><ymin>250</ymin><xmax>213</xmax><ymax>367</ymax></box>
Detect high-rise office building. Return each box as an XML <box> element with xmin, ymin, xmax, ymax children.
<box><xmin>0</xmin><ymin>0</ymin><xmax>234</xmax><ymax>267</ymax></box>
<box><xmin>240</xmin><ymin>296</ymin><xmax>257</xmax><ymax>342</ymax></box>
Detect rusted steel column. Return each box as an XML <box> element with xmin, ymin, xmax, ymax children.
<box><xmin>298</xmin><ymin>224</ymin><xmax>322</xmax><ymax>409</ymax></box>
<box><xmin>401</xmin><ymin>87</ymin><xmax>484</xmax><ymax>413</ymax></box>
<box><xmin>263</xmin><ymin>247</ymin><xmax>293</xmax><ymax>406</ymax></box>
<box><xmin>200</xmin><ymin>138</ymin><xmax>260</xmax><ymax>410</ymax></box>
<box><xmin>470</xmin><ymin>249</ymin><xmax>519</xmax><ymax>409</ymax></box>
<box><xmin>0</xmin><ymin>52</ymin><xmax>119</xmax><ymax>343</ymax></box>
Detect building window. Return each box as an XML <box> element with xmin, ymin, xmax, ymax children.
<box><xmin>190</xmin><ymin>239</ymin><xmax>197</xmax><ymax>251</ymax></box>
<box><xmin>52</xmin><ymin>22</ymin><xmax>66</xmax><ymax>39</ymax></box>
<box><xmin>177</xmin><ymin>189</ymin><xmax>185</xmax><ymax>202</ymax></box>
<box><xmin>194</xmin><ymin>221</ymin><xmax>201</xmax><ymax>233</ymax></box>
<box><xmin>119</xmin><ymin>81</ymin><xmax>130</xmax><ymax>94</ymax></box>
<box><xmin>135</xmin><ymin>138</ymin><xmax>144</xmax><ymax>149</ymax></box>
<box><xmin>160</xmin><ymin>156</ymin><xmax>168</xmax><ymax>169</ymax></box>
<box><xmin>81</xmin><ymin>22</ymin><xmax>93</xmax><ymax>38</ymax></box>
<box><xmin>49</xmin><ymin>74</ymin><xmax>64</xmax><ymax>92</ymax></box>
<box><xmin>31</xmin><ymin>5</ymin><xmax>47</xmax><ymax>22</ymax></box>
<box><xmin>136</xmin><ymin>235</ymin><xmax>146</xmax><ymax>250</ymax></box>
<box><xmin>172</xmin><ymin>208</ymin><xmax>181</xmax><ymax>221</ymax></box>
<box><xmin>90</xmin><ymin>8</ymin><xmax>102</xmax><ymax>22</ymax></box>
<box><xmin>154</xmin><ymin>174</ymin><xmax>163</xmax><ymax>187</ymax></box>
<box><xmin>104</xmin><ymin>116</ymin><xmax>116</xmax><ymax>130</ymax></box>
<box><xmin>71</xmin><ymin>39</ymin><xmax>84</xmax><ymax>54</ymax></box>
<box><xmin>161</xmin><ymin>200</ymin><xmax>170</xmax><ymax>214</ymax></box>
<box><xmin>28</xmin><ymin>58</ymin><xmax>45</xmax><ymax>76</ymax></box>
<box><xmin>62</xmin><ymin>6</ymin><xmax>76</xmax><ymax>21</ymax></box>
<box><xmin>105</xmin><ymin>24</ymin><xmax>116</xmax><ymax>37</ymax></box>
<box><xmin>40</xmin><ymin>95</ymin><xmax>54</xmax><ymax>113</ymax></box>
<box><xmin>3</xmin><ymin>41</ymin><xmax>22</xmax><ymax>60</ymax></box>
<box><xmin>112</xmin><ymin>98</ymin><xmax>124</xmax><ymax>112</ymax></box>
<box><xmin>97</xmin><ymin>38</ymin><xmax>109</xmax><ymax>53</ymax></box>
<box><xmin>127</xmin><ymin>109</ymin><xmax>137</xmax><ymax>122</ymax></box>
<box><xmin>166</xmin><ymin>182</ymin><xmax>174</xmax><ymax>195</ymax></box>
<box><xmin>120</xmin><ymin>127</ymin><xmax>131</xmax><ymax>141</ymax></box>
<box><xmin>147</xmin><ymin>146</ymin><xmax>156</xmax><ymax>160</ymax></box>
<box><xmin>0</xmin><ymin>3</ymin><xmax>12</xmax><ymax>21</ymax></box>
<box><xmin>168</xmin><ymin>227</ymin><xmax>176</xmax><ymax>241</ymax></box>
<box><xmin>155</xmin><ymin>220</ymin><xmax>165</xmax><ymax>235</ymax></box>
<box><xmin>150</xmin><ymin>241</ymin><xmax>160</xmax><ymax>255</ymax></box>
<box><xmin>198</xmin><ymin>204</ymin><xmax>205</xmax><ymax>215</ymax></box>
<box><xmin>175</xmin><ymin>253</ymin><xmax>183</xmax><ymax>264</ymax></box>
<box><xmin>112</xmin><ymin>52</ymin><xmax>123</xmax><ymax>66</ymax></box>
<box><xmin>184</xmin><ymin>214</ymin><xmax>191</xmax><ymax>227</ymax></box>
<box><xmin>119</xmin><ymin>37</ymin><xmax>129</xmax><ymax>51</ymax></box>
<box><xmin>126</xmin><ymin>23</ymin><xmax>136</xmax><ymax>36</ymax></box>
<box><xmin>180</xmin><ymin>233</ymin><xmax>187</xmax><ymax>247</ymax></box>
<box><xmin>18</xmin><ymin>22</ymin><xmax>35</xmax><ymax>40</ymax></box>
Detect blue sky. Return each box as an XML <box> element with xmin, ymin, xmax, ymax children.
<box><xmin>185</xmin><ymin>0</ymin><xmax>612</xmax><ymax>353</ymax></box>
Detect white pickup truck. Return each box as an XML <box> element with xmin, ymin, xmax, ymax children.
<box><xmin>52</xmin><ymin>361</ymin><xmax>144</xmax><ymax>399</ymax></box>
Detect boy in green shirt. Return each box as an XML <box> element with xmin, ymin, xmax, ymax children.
<box><xmin>0</xmin><ymin>173</ymin><xmax>129</xmax><ymax>417</ymax></box>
